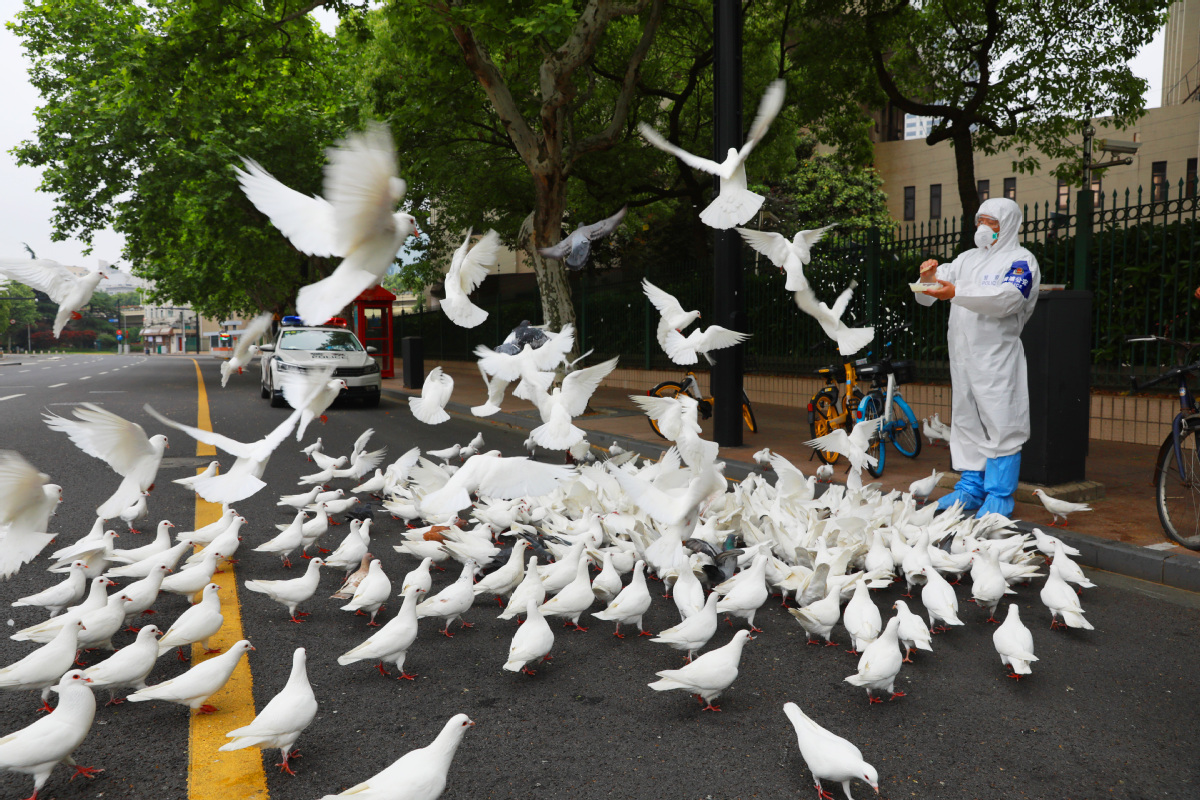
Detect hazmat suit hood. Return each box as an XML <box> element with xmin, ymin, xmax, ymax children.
<box><xmin>975</xmin><ymin>197</ymin><xmax>1023</xmax><ymax>253</ymax></box>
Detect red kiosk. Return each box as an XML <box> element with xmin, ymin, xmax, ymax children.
<box><xmin>352</xmin><ymin>285</ymin><xmax>395</xmax><ymax>378</ymax></box>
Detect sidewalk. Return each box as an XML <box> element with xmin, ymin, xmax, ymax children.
<box><xmin>382</xmin><ymin>359</ymin><xmax>1200</xmax><ymax>593</ymax></box>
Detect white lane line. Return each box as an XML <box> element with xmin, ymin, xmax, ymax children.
<box><xmin>18</xmin><ymin>370</ymin><xmax>29</xmax><ymax>373</ymax></box>
<box><xmin>48</xmin><ymin>383</ymin><xmax>67</xmax><ymax>388</ymax></box>
<box><xmin>99</xmin><ymin>371</ymin><xmax>109</xmax><ymax>374</ymax></box>
<box><xmin>0</xmin><ymin>394</ymin><xmax>26</xmax><ymax>402</ymax></box>
<box><xmin>79</xmin><ymin>376</ymin><xmax>91</xmax><ymax>381</ymax></box>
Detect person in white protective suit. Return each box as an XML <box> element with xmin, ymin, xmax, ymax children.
<box><xmin>915</xmin><ymin>197</ymin><xmax>1040</xmax><ymax>517</ymax></box>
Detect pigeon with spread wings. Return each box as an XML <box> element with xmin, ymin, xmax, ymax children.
<box><xmin>0</xmin><ymin>258</ymin><xmax>108</xmax><ymax>338</ymax></box>
<box><xmin>537</xmin><ymin>206</ymin><xmax>627</xmax><ymax>270</ymax></box>
<box><xmin>736</xmin><ymin>225</ymin><xmax>836</xmax><ymax>292</ymax></box>
<box><xmin>525</xmin><ymin>356</ymin><xmax>620</xmax><ymax>450</ymax></box>
<box><xmin>638</xmin><ymin>80</ymin><xmax>785</xmax><ymax>229</ymax></box>
<box><xmin>792</xmin><ymin>279</ymin><xmax>875</xmax><ymax>357</ymax></box>
<box><xmin>442</xmin><ymin>229</ymin><xmax>500</xmax><ymax>328</ymax></box>
<box><xmin>219</xmin><ymin>312</ymin><xmax>274</xmax><ymax>388</ymax></box>
<box><xmin>143</xmin><ymin>404</ymin><xmax>300</xmax><ymax>504</ymax></box>
<box><xmin>0</xmin><ymin>451</ymin><xmax>60</xmax><ymax>579</ymax></box>
<box><xmin>234</xmin><ymin>122</ymin><xmax>418</xmax><ymax>326</ymax></box>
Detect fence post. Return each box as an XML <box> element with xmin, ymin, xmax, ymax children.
<box><xmin>865</xmin><ymin>227</ymin><xmax>882</xmax><ymax>327</ymax></box>
<box><xmin>1074</xmin><ymin>189</ymin><xmax>1093</xmax><ymax>290</ymax></box>
<box><xmin>644</xmin><ymin>295</ymin><xmax>652</xmax><ymax>370</ymax></box>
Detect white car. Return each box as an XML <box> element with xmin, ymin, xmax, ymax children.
<box><xmin>260</xmin><ymin>322</ymin><xmax>382</xmax><ymax>408</ymax></box>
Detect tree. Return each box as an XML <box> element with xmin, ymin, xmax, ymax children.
<box><xmin>793</xmin><ymin>0</ymin><xmax>1170</xmax><ymax>247</ymax></box>
<box><xmin>0</xmin><ymin>280</ymin><xmax>37</xmax><ymax>345</ymax></box>
<box><xmin>10</xmin><ymin>0</ymin><xmax>356</xmax><ymax>320</ymax></box>
<box><xmin>760</xmin><ymin>138</ymin><xmax>894</xmax><ymax>235</ymax></box>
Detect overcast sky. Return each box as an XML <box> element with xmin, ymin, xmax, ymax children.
<box><xmin>0</xmin><ymin>5</ymin><xmax>1168</xmax><ymax>269</ymax></box>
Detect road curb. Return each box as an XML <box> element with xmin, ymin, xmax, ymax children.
<box><xmin>380</xmin><ymin>387</ymin><xmax>1199</xmax><ymax>593</ymax></box>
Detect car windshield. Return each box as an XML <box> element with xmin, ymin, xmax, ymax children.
<box><xmin>279</xmin><ymin>329</ymin><xmax>363</xmax><ymax>352</ymax></box>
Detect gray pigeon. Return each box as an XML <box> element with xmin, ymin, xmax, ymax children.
<box><xmin>538</xmin><ymin>206</ymin><xmax>627</xmax><ymax>270</ymax></box>
<box><xmin>495</xmin><ymin>320</ymin><xmax>550</xmax><ymax>356</ymax></box>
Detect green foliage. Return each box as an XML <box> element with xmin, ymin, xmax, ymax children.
<box><xmin>0</xmin><ymin>281</ymin><xmax>38</xmax><ymax>340</ymax></box>
<box><xmin>10</xmin><ymin>0</ymin><xmax>356</xmax><ymax>320</ymax></box>
<box><xmin>759</xmin><ymin>140</ymin><xmax>894</xmax><ymax>235</ymax></box>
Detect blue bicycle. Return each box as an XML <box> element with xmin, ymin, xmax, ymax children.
<box><xmin>855</xmin><ymin>354</ymin><xmax>922</xmax><ymax>478</ymax></box>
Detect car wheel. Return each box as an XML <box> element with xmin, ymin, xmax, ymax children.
<box><xmin>260</xmin><ymin>383</ymin><xmax>270</xmax><ymax>399</ymax></box>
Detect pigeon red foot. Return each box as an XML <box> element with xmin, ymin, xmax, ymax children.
<box><xmin>104</xmin><ymin>697</ymin><xmax>125</xmax><ymax>706</ymax></box>
<box><xmin>375</xmin><ymin>662</ymin><xmax>391</xmax><ymax>677</ymax></box>
<box><xmin>521</xmin><ymin>666</ymin><xmax>538</xmax><ymax>676</ymax></box>
<box><xmin>889</xmin><ymin>691</ymin><xmax>906</xmax><ymax>701</ymax></box>
<box><xmin>397</xmin><ymin>671</ymin><xmax>417</xmax><ymax>681</ymax></box>
<box><xmin>638</xmin><ymin>630</ymin><xmax>654</xmax><ymax>637</ymax></box>
<box><xmin>868</xmin><ymin>696</ymin><xmax>883</xmax><ymax>705</ymax></box>
<box><xmin>71</xmin><ymin>311</ymin><xmax>82</xmax><ymax>320</ymax></box>
<box><xmin>563</xmin><ymin>621</ymin><xmax>588</xmax><ymax>632</ymax></box>
<box><xmin>68</xmin><ymin>765</ymin><xmax>103</xmax><ymax>781</ymax></box>
<box><xmin>37</xmin><ymin>700</ymin><xmax>54</xmax><ymax>714</ymax></box>
<box><xmin>204</xmin><ymin>647</ymin><xmax>223</xmax><ymax>655</ymax></box>
<box><xmin>815</xmin><ymin>784</ymin><xmax>836</xmax><ymax>800</ymax></box>
<box><xmin>1007</xmin><ymin>672</ymin><xmax>1024</xmax><ymax>681</ymax></box>
<box><xmin>195</xmin><ymin>704</ymin><xmax>219</xmax><ymax>715</ymax></box>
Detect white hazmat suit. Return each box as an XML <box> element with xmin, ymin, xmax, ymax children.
<box><xmin>916</xmin><ymin>197</ymin><xmax>1040</xmax><ymax>515</ymax></box>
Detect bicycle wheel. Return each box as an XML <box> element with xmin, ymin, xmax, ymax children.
<box><xmin>808</xmin><ymin>388</ymin><xmax>841</xmax><ymax>465</ymax></box>
<box><xmin>646</xmin><ymin>381</ymin><xmax>685</xmax><ymax>440</ymax></box>
<box><xmin>859</xmin><ymin>392</ymin><xmax>885</xmax><ymax>478</ymax></box>
<box><xmin>889</xmin><ymin>395</ymin><xmax>922</xmax><ymax>458</ymax></box>
<box><xmin>1155</xmin><ymin>428</ymin><xmax>1200</xmax><ymax>550</ymax></box>
<box><xmin>741</xmin><ymin>391</ymin><xmax>757</xmax><ymax>433</ymax></box>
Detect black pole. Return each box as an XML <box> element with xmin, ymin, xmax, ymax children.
<box><xmin>712</xmin><ymin>0</ymin><xmax>744</xmax><ymax>447</ymax></box>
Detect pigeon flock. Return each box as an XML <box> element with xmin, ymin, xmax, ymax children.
<box><xmin>0</xmin><ymin>105</ymin><xmax>1109</xmax><ymax>799</ymax></box>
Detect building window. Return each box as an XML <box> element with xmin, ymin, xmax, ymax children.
<box><xmin>1056</xmin><ymin>179</ymin><xmax>1070</xmax><ymax>214</ymax></box>
<box><xmin>1187</xmin><ymin>158</ymin><xmax>1197</xmax><ymax>199</ymax></box>
<box><xmin>977</xmin><ymin>180</ymin><xmax>990</xmax><ymax>202</ymax></box>
<box><xmin>1003</xmin><ymin>177</ymin><xmax>1016</xmax><ymax>200</ymax></box>
<box><xmin>929</xmin><ymin>184</ymin><xmax>941</xmax><ymax>220</ymax></box>
<box><xmin>903</xmin><ymin>186</ymin><xmax>915</xmax><ymax>221</ymax></box>
<box><xmin>1152</xmin><ymin>161</ymin><xmax>1168</xmax><ymax>203</ymax></box>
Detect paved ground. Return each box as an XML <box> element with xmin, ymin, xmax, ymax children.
<box><xmin>0</xmin><ymin>354</ymin><xmax>1198</xmax><ymax>799</ymax></box>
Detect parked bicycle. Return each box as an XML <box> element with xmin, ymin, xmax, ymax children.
<box><xmin>1128</xmin><ymin>334</ymin><xmax>1200</xmax><ymax>550</ymax></box>
<box><xmin>855</xmin><ymin>353</ymin><xmax>922</xmax><ymax>478</ymax></box>
<box><xmin>807</xmin><ymin>357</ymin><xmax>865</xmax><ymax>466</ymax></box>
<box><xmin>645</xmin><ymin>371</ymin><xmax>757</xmax><ymax>439</ymax></box>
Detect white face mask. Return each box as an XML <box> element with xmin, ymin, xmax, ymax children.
<box><xmin>974</xmin><ymin>224</ymin><xmax>998</xmax><ymax>249</ymax></box>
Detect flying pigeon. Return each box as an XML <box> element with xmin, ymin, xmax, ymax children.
<box><xmin>537</xmin><ymin>206</ymin><xmax>627</xmax><ymax>270</ymax></box>
<box><xmin>792</xmin><ymin>279</ymin><xmax>874</xmax><ymax>357</ymax></box>
<box><xmin>442</xmin><ymin>228</ymin><xmax>501</xmax><ymax>328</ymax></box>
<box><xmin>639</xmin><ymin>80</ymin><xmax>785</xmax><ymax>229</ymax></box>
<box><xmin>219</xmin><ymin>312</ymin><xmax>274</xmax><ymax>387</ymax></box>
<box><xmin>409</xmin><ymin>367</ymin><xmax>454</xmax><ymax>425</ymax></box>
<box><xmin>234</xmin><ymin>122</ymin><xmax>418</xmax><ymax>326</ymax></box>
<box><xmin>0</xmin><ymin>258</ymin><xmax>108</xmax><ymax>338</ymax></box>
<box><xmin>0</xmin><ymin>450</ymin><xmax>61</xmax><ymax>579</ymax></box>
<box><xmin>736</xmin><ymin>224</ymin><xmax>836</xmax><ymax>292</ymax></box>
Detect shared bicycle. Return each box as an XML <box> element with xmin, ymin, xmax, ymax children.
<box><xmin>645</xmin><ymin>371</ymin><xmax>757</xmax><ymax>439</ymax></box>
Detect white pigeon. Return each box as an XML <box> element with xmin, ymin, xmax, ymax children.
<box><xmin>338</xmin><ymin>586</ymin><xmax>423</xmax><ymax>679</ymax></box>
<box><xmin>1050</xmin><ymin>541</ymin><xmax>1096</xmax><ymax>589</ymax></box>
<box><xmin>118</xmin><ymin>491</ymin><xmax>150</xmax><ymax>533</ymax></box>
<box><xmin>736</xmin><ymin>225</ymin><xmax>836</xmax><ymax>292</ymax></box>
<box><xmin>244</xmin><ymin>558</ymin><xmax>325</xmax><ymax>623</ymax></box>
<box><xmin>325</xmin><ymin>519</ymin><xmax>371</xmax><ymax>573</ymax></box>
<box><xmin>341</xmin><ymin>559</ymin><xmax>391</xmax><ymax>625</ymax></box>
<box><xmin>842</xmin><ymin>579</ymin><xmax>882</xmax><ymax>653</ymax></box>
<box><xmin>592</xmin><ymin>559</ymin><xmax>653</xmax><ymax>638</ymax></box>
<box><xmin>844</xmin><ymin>615</ymin><xmax>905</xmax><ymax>704</ymax></box>
<box><xmin>992</xmin><ymin>603</ymin><xmax>1039</xmax><ymax>679</ymax></box>
<box><xmin>109</xmin><ymin>519</ymin><xmax>175</xmax><ymax>564</ymax></box>
<box><xmin>0</xmin><ymin>620</ymin><xmax>87</xmax><ymax>709</ymax></box>
<box><xmin>409</xmin><ymin>367</ymin><xmax>455</xmax><ymax>425</ymax></box>
<box><xmin>254</xmin><ymin>510</ymin><xmax>308</xmax><ymax>567</ymax></box>
<box><xmin>416</xmin><ymin>560</ymin><xmax>477</xmax><ymax>636</ymax></box>
<box><xmin>316</xmin><ymin>713</ymin><xmax>474</xmax><ymax>800</ymax></box>
<box><xmin>502</xmin><ymin>600</ymin><xmax>556</xmax><ymax>675</ymax></box>
<box><xmin>536</xmin><ymin>206</ymin><xmax>627</xmax><ymax>269</ymax></box>
<box><xmin>159</xmin><ymin>551</ymin><xmax>224</xmax><ymax>600</ymax></box>
<box><xmin>157</xmin><ymin>583</ymin><xmax>225</xmax><ymax>659</ymax></box>
<box><xmin>0</xmin><ymin>257</ymin><xmax>107</xmax><ymax>338</ymax></box>
<box><xmin>11</xmin><ymin>561</ymin><xmax>87</xmax><ymax>618</ymax></box>
<box><xmin>638</xmin><ymin>80</ymin><xmax>785</xmax><ymax>229</ymax></box>
<box><xmin>805</xmin><ymin>416</ymin><xmax>882</xmax><ymax>475</ymax></box>
<box><xmin>128</xmin><ymin>640</ymin><xmax>254</xmax><ymax>714</ymax></box>
<box><xmin>0</xmin><ymin>669</ymin><xmax>102</xmax><ymax>799</ymax></box>
<box><xmin>10</xmin><ymin>577</ymin><xmax>113</xmax><ymax>644</ymax></box>
<box><xmin>1040</xmin><ymin>560</ymin><xmax>1094</xmax><ymax>630</ymax></box>
<box><xmin>1031</xmin><ymin>489</ymin><xmax>1092</xmax><ymax>527</ymax></box>
<box><xmin>460</xmin><ymin>432</ymin><xmax>485</xmax><ymax>460</ymax></box>
<box><xmin>928</xmin><ymin>412</ymin><xmax>951</xmax><ymax>438</ymax></box>
<box><xmin>302</xmin><ymin>438</ymin><xmax>323</xmax><ymax>461</ymax></box>
<box><xmin>183</xmin><ymin>515</ymin><xmax>246</xmax><ymax>568</ymax></box>
<box><xmin>176</xmin><ymin>506</ymin><xmax>236</xmax><ymax>544</ymax></box>
<box><xmin>119</xmin><ymin>563</ymin><xmax>173</xmax><ymax>624</ymax></box>
<box><xmin>42</xmin><ymin>403</ymin><xmax>168</xmax><ymax>521</ymax></box>
<box><xmin>107</xmin><ymin>538</ymin><xmax>194</xmax><ymax>581</ymax></box>
<box><xmin>473</xmin><ymin>540</ymin><xmax>531</xmax><ymax>607</ymax></box>
<box><xmin>715</xmin><ymin>553</ymin><xmax>770</xmax><ymax>632</ymax></box>
<box><xmin>970</xmin><ymin>546</ymin><xmax>1015</xmax><ymax>622</ymax></box>
<box><xmin>419</xmin><ymin>453</ymin><xmax>573</xmax><ymax>517</ymax></box>
<box><xmin>892</xmin><ymin>599</ymin><xmax>933</xmax><ymax>662</ymax></box>
<box><xmin>663</xmin><ymin>324</ymin><xmax>751</xmax><ymax>366</ymax></box>
<box><xmin>908</xmin><ymin>469</ymin><xmax>943</xmax><ymax>503</ymax></box>
<box><xmin>143</xmin><ymin>404</ymin><xmax>300</xmax><ymax>504</ymax></box>
<box><xmin>1031</xmin><ymin>527</ymin><xmax>1080</xmax><ymax>559</ymax></box>
<box><xmin>75</xmin><ymin>593</ymin><xmax>134</xmax><ymax>651</ymax></box>
<box><xmin>788</xmin><ymin>589</ymin><xmax>842</xmax><ymax>646</ymax></box>
<box><xmin>82</xmin><ymin>624</ymin><xmax>162</xmax><ymax>704</ymax></box>
<box><xmin>630</xmin><ymin>394</ymin><xmax>718</xmax><ymax>471</ymax></box>
<box><xmin>918</xmin><ymin>566</ymin><xmax>964</xmax><ymax>632</ymax></box>
<box><xmin>471</xmin><ymin>362</ymin><xmax>510</xmax><ymax>417</ymax></box>
<box><xmin>235</xmin><ymin>123</ymin><xmax>419</xmax><ymax>326</ymax></box>
<box><xmin>219</xmin><ymin>312</ymin><xmax>274</xmax><ymax>387</ymax></box>
<box><xmin>815</xmin><ymin>463</ymin><xmax>834</xmax><ymax>483</ymax></box>
<box><xmin>641</xmin><ymin>279</ymin><xmax>702</xmax><ymax>350</ymax></box>
<box><xmin>401</xmin><ymin>557</ymin><xmax>435</xmax><ymax>596</ymax></box>
<box><xmin>783</xmin><ymin>702</ymin><xmax>880</xmax><ymax>800</ymax></box>
<box><xmin>220</xmin><ymin>647</ymin><xmax>317</xmax><ymax>775</ymax></box>
<box><xmin>279</xmin><ymin>365</ymin><xmax>347</xmax><ymax>441</ymax></box>
<box><xmin>499</xmin><ymin>557</ymin><xmax>546</xmax><ymax>622</ymax></box>
<box><xmin>647</xmin><ymin>629</ymin><xmax>753</xmax><ymax>711</ymax></box>
<box><xmin>538</xmin><ymin>558</ymin><xmax>596</xmax><ymax>631</ymax></box>
<box><xmin>474</xmin><ymin>326</ymin><xmax>576</xmax><ymax>389</ymax></box>
<box><xmin>527</xmin><ymin>357</ymin><xmax>620</xmax><ymax>450</ymax></box>
<box><xmin>442</xmin><ymin>228</ymin><xmax>500</xmax><ymax>328</ymax></box>
<box><xmin>48</xmin><ymin>529</ymin><xmax>119</xmax><ymax>579</ymax></box>
<box><xmin>752</xmin><ymin>447</ymin><xmax>772</xmax><ymax>467</ymax></box>
<box><xmin>792</xmin><ymin>279</ymin><xmax>875</xmax><ymax>356</ymax></box>
<box><xmin>590</xmin><ymin>550</ymin><xmax>624</xmax><ymax>605</ymax></box>
<box><xmin>651</xmin><ymin>591</ymin><xmax>719</xmax><ymax>662</ymax></box>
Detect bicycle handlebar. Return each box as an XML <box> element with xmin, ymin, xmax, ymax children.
<box><xmin>1130</xmin><ymin>361</ymin><xmax>1200</xmax><ymax>393</ymax></box>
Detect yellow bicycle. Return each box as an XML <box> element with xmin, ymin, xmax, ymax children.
<box><xmin>646</xmin><ymin>372</ymin><xmax>757</xmax><ymax>439</ymax></box>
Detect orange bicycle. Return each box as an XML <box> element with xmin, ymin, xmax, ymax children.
<box><xmin>807</xmin><ymin>357</ymin><xmax>866</xmax><ymax>466</ymax></box>
<box><xmin>646</xmin><ymin>372</ymin><xmax>757</xmax><ymax>439</ymax></box>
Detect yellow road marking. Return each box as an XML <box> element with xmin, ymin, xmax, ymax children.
<box><xmin>188</xmin><ymin>359</ymin><xmax>269</xmax><ymax>799</ymax></box>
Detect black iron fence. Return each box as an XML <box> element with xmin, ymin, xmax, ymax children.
<box><xmin>394</xmin><ymin>179</ymin><xmax>1200</xmax><ymax>390</ymax></box>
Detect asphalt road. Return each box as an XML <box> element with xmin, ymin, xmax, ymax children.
<box><xmin>0</xmin><ymin>353</ymin><xmax>1198</xmax><ymax>800</ymax></box>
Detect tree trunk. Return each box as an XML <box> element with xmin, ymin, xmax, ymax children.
<box><xmin>528</xmin><ymin>168</ymin><xmax>577</xmax><ymax>338</ymax></box>
<box><xmin>952</xmin><ymin>129</ymin><xmax>980</xmax><ymax>253</ymax></box>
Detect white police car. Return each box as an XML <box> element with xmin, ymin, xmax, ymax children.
<box><xmin>259</xmin><ymin>317</ymin><xmax>382</xmax><ymax>408</ymax></box>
